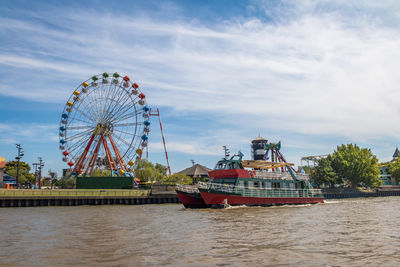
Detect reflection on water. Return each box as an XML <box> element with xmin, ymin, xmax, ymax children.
<box><xmin>1</xmin><ymin>197</ymin><xmax>400</xmax><ymax>266</ymax></box>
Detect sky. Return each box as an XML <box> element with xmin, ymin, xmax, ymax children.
<box><xmin>1</xmin><ymin>0</ymin><xmax>400</xmax><ymax>176</ymax></box>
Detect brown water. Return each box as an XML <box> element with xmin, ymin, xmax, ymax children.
<box><xmin>1</xmin><ymin>197</ymin><xmax>400</xmax><ymax>266</ymax></box>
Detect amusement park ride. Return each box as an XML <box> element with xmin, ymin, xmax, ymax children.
<box><xmin>59</xmin><ymin>72</ymin><xmax>170</xmax><ymax>181</ymax></box>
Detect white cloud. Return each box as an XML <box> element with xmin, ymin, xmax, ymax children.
<box><xmin>1</xmin><ymin>1</ymin><xmax>400</xmax><ymax>158</ymax></box>
<box><xmin>0</xmin><ymin>123</ymin><xmax>58</xmax><ymax>144</ymax></box>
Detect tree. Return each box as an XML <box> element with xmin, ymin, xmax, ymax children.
<box><xmin>91</xmin><ymin>169</ymin><xmax>111</xmax><ymax>177</ymax></box>
<box><xmin>162</xmin><ymin>173</ymin><xmax>193</xmax><ymax>185</ymax></box>
<box><xmin>331</xmin><ymin>144</ymin><xmax>381</xmax><ymax>188</ymax></box>
<box><xmin>134</xmin><ymin>160</ymin><xmax>167</xmax><ymax>182</ymax></box>
<box><xmin>310</xmin><ymin>156</ymin><xmax>338</xmax><ymax>188</ymax></box>
<box><xmin>5</xmin><ymin>160</ymin><xmax>35</xmax><ymax>184</ymax></box>
<box><xmin>389</xmin><ymin>158</ymin><xmax>400</xmax><ymax>184</ymax></box>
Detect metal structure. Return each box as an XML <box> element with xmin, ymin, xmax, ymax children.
<box><xmin>251</xmin><ymin>136</ymin><xmax>268</xmax><ymax>160</ymax></box>
<box><xmin>59</xmin><ymin>72</ymin><xmax>150</xmax><ymax>179</ymax></box>
<box><xmin>15</xmin><ymin>144</ymin><xmax>24</xmax><ymax>187</ymax></box>
<box><xmin>261</xmin><ymin>141</ymin><xmax>299</xmax><ymax>180</ymax></box>
<box><xmin>149</xmin><ymin>108</ymin><xmax>172</xmax><ymax>175</ymax></box>
<box><xmin>300</xmin><ymin>154</ymin><xmax>329</xmax><ymax>167</ymax></box>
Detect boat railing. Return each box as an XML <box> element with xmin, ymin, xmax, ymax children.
<box><xmin>176</xmin><ymin>184</ymin><xmax>200</xmax><ymax>194</ymax></box>
<box><xmin>207</xmin><ymin>182</ymin><xmax>323</xmax><ymax>198</ymax></box>
<box><xmin>252</xmin><ymin>170</ymin><xmax>294</xmax><ymax>180</ymax></box>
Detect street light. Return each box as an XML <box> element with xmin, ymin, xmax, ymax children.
<box><xmin>15</xmin><ymin>144</ymin><xmax>24</xmax><ymax>188</ymax></box>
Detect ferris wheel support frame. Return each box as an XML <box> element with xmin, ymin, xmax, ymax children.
<box><xmin>149</xmin><ymin>108</ymin><xmax>172</xmax><ymax>176</ymax></box>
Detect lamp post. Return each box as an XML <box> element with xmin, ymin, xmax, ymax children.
<box><xmin>15</xmin><ymin>144</ymin><xmax>24</xmax><ymax>188</ymax></box>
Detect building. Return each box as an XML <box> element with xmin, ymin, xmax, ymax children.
<box><xmin>177</xmin><ymin>163</ymin><xmax>211</xmax><ymax>183</ymax></box>
<box><xmin>378</xmin><ymin>147</ymin><xmax>400</xmax><ymax>186</ymax></box>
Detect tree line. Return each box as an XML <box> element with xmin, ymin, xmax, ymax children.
<box><xmin>3</xmin><ymin>159</ymin><xmax>194</xmax><ymax>187</ymax></box>
<box><xmin>309</xmin><ymin>144</ymin><xmax>385</xmax><ymax>188</ymax></box>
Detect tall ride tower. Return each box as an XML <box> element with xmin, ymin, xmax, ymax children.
<box><xmin>251</xmin><ymin>136</ymin><xmax>268</xmax><ymax>160</ymax></box>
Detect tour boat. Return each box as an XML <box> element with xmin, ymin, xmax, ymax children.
<box><xmin>176</xmin><ymin>142</ymin><xmax>323</xmax><ymax>208</ymax></box>
<box><xmin>198</xmin><ymin>157</ymin><xmax>324</xmax><ymax>208</ymax></box>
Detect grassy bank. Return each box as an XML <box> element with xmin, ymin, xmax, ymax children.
<box><xmin>0</xmin><ymin>189</ymin><xmax>150</xmax><ymax>198</ymax></box>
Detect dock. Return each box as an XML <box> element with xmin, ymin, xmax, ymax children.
<box><xmin>0</xmin><ymin>189</ymin><xmax>180</xmax><ymax>207</ymax></box>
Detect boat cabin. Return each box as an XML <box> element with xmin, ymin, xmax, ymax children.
<box><xmin>208</xmin><ymin>158</ymin><xmax>308</xmax><ymax>189</ymax></box>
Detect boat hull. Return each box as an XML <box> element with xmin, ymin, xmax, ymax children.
<box><xmin>176</xmin><ymin>189</ymin><xmax>208</xmax><ymax>208</ymax></box>
<box><xmin>199</xmin><ymin>190</ymin><xmax>323</xmax><ymax>207</ymax></box>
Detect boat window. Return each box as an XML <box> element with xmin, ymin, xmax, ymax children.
<box><xmin>223</xmin><ymin>178</ymin><xmax>236</xmax><ymax>185</ymax></box>
<box><xmin>272</xmin><ymin>182</ymin><xmax>280</xmax><ymax>188</ymax></box>
<box><xmin>262</xmin><ymin>181</ymin><xmax>266</xmax><ymax>188</ymax></box>
<box><xmin>248</xmin><ymin>181</ymin><xmax>254</xmax><ymax>188</ymax></box>
<box><xmin>225</xmin><ymin>162</ymin><xmax>233</xmax><ymax>169</ymax></box>
<box><xmin>266</xmin><ymin>182</ymin><xmax>271</xmax><ymax>188</ymax></box>
<box><xmin>238</xmin><ymin>180</ymin><xmax>244</xmax><ymax>188</ymax></box>
<box><xmin>232</xmin><ymin>162</ymin><xmax>241</xmax><ymax>169</ymax></box>
<box><xmin>244</xmin><ymin>181</ymin><xmax>248</xmax><ymax>188</ymax></box>
<box><xmin>254</xmin><ymin>181</ymin><xmax>259</xmax><ymax>188</ymax></box>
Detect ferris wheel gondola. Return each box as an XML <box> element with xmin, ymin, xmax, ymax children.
<box><xmin>59</xmin><ymin>72</ymin><xmax>150</xmax><ymax>177</ymax></box>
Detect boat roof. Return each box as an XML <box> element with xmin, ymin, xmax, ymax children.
<box><xmin>241</xmin><ymin>160</ymin><xmax>294</xmax><ymax>170</ymax></box>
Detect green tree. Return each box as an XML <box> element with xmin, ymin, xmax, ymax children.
<box><xmin>5</xmin><ymin>161</ymin><xmax>35</xmax><ymax>184</ymax></box>
<box><xmin>162</xmin><ymin>173</ymin><xmax>193</xmax><ymax>185</ymax></box>
<box><xmin>389</xmin><ymin>158</ymin><xmax>400</xmax><ymax>184</ymax></box>
<box><xmin>331</xmin><ymin>144</ymin><xmax>381</xmax><ymax>188</ymax></box>
<box><xmin>91</xmin><ymin>169</ymin><xmax>111</xmax><ymax>177</ymax></box>
<box><xmin>134</xmin><ymin>160</ymin><xmax>167</xmax><ymax>182</ymax></box>
<box><xmin>310</xmin><ymin>156</ymin><xmax>338</xmax><ymax>188</ymax></box>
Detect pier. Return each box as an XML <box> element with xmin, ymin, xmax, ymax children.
<box><xmin>0</xmin><ymin>189</ymin><xmax>180</xmax><ymax>207</ymax></box>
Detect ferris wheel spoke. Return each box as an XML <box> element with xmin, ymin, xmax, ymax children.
<box><xmin>68</xmin><ymin>116</ymin><xmax>94</xmax><ymax>126</ymax></box>
<box><xmin>110</xmin><ymin>110</ymin><xmax>143</xmax><ymax>124</ymax></box>
<box><xmin>106</xmin><ymin>94</ymin><xmax>138</xmax><ymax>122</ymax></box>
<box><xmin>102</xmin><ymin>91</ymin><xmax>128</xmax><ymax>123</ymax></box>
<box><xmin>113</xmin><ymin>128</ymin><xmax>139</xmax><ymax>136</ymax></box>
<box><xmin>66</xmin><ymin>128</ymin><xmax>94</xmax><ymax>141</ymax></box>
<box><xmin>113</xmin><ymin>122</ymin><xmax>143</xmax><ymax>128</ymax></box>
<box><xmin>109</xmin><ymin>95</ymin><xmax>139</xmax><ymax>118</ymax></box>
<box><xmin>77</xmin><ymin>97</ymin><xmax>99</xmax><ymax>123</ymax></box>
<box><xmin>100</xmin><ymin>84</ymin><xmax>124</xmax><ymax>121</ymax></box>
<box><xmin>67</xmin><ymin>125</ymin><xmax>95</xmax><ymax>130</ymax></box>
<box><xmin>71</xmin><ymin>103</ymin><xmax>98</xmax><ymax>123</ymax></box>
<box><xmin>112</xmin><ymin>133</ymin><xmax>133</xmax><ymax>148</ymax></box>
<box><xmin>67</xmin><ymin>133</ymin><xmax>93</xmax><ymax>153</ymax></box>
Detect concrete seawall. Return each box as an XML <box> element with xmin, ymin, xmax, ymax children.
<box><xmin>0</xmin><ymin>194</ymin><xmax>180</xmax><ymax>207</ymax></box>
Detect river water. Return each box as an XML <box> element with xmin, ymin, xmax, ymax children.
<box><xmin>1</xmin><ymin>197</ymin><xmax>400</xmax><ymax>266</ymax></box>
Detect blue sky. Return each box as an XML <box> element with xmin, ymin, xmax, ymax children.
<box><xmin>1</xmin><ymin>0</ymin><xmax>400</xmax><ymax>176</ymax></box>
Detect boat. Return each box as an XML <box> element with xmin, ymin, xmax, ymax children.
<box><xmin>177</xmin><ymin>141</ymin><xmax>324</xmax><ymax>208</ymax></box>
<box><xmin>176</xmin><ymin>184</ymin><xmax>208</xmax><ymax>208</ymax></box>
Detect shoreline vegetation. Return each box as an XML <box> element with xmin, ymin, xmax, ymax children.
<box><xmin>2</xmin><ymin>143</ymin><xmax>399</xmax><ymax>191</ymax></box>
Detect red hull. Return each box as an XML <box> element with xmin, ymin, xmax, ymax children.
<box><xmin>176</xmin><ymin>190</ymin><xmax>208</xmax><ymax>208</ymax></box>
<box><xmin>200</xmin><ymin>191</ymin><xmax>324</xmax><ymax>207</ymax></box>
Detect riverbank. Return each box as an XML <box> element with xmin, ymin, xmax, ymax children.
<box><xmin>0</xmin><ymin>189</ymin><xmax>179</xmax><ymax>207</ymax></box>
<box><xmin>322</xmin><ymin>187</ymin><xmax>400</xmax><ymax>199</ymax></box>
<box><xmin>2</xmin><ymin>186</ymin><xmax>400</xmax><ymax>207</ymax></box>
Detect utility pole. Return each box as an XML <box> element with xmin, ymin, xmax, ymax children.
<box><xmin>32</xmin><ymin>163</ymin><xmax>39</xmax><ymax>189</ymax></box>
<box><xmin>15</xmin><ymin>144</ymin><xmax>24</xmax><ymax>188</ymax></box>
<box><xmin>38</xmin><ymin>157</ymin><xmax>44</xmax><ymax>189</ymax></box>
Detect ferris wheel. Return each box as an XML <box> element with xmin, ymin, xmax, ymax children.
<box><xmin>59</xmin><ymin>72</ymin><xmax>150</xmax><ymax>177</ymax></box>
